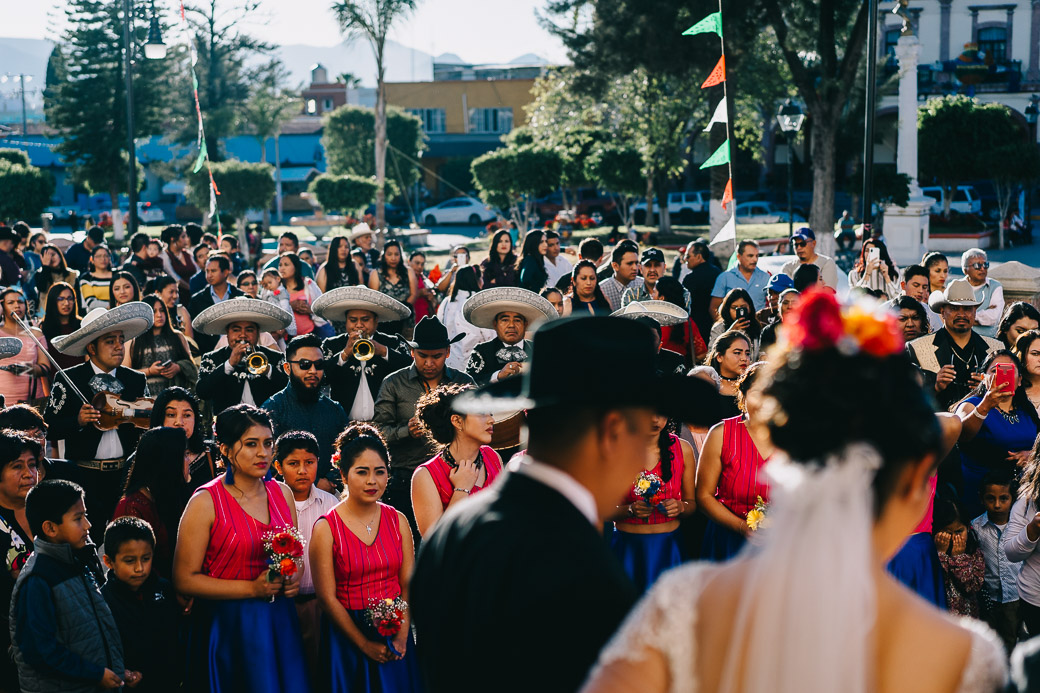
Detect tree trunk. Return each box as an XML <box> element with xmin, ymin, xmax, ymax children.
<box><xmin>645</xmin><ymin>175</ymin><xmax>655</xmax><ymax>229</ymax></box>
<box><xmin>657</xmin><ymin>180</ymin><xmax>672</xmax><ymax>234</ymax></box>
<box><xmin>109</xmin><ymin>188</ymin><xmax>124</xmax><ymax>240</ymax></box>
<box><xmin>374</xmin><ymin>49</ymin><xmax>388</xmax><ymax>230</ymax></box>
<box><xmin>259</xmin><ymin>137</ymin><xmax>271</xmax><ymax>231</ymax></box>
<box><xmin>236</xmin><ymin>217</ymin><xmax>249</xmax><ymax>263</ymax></box>
<box><xmin>809</xmin><ymin>113</ymin><xmax>838</xmax><ymax>257</ymax></box>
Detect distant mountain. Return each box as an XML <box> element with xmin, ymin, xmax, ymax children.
<box><xmin>0</xmin><ymin>38</ymin><xmax>55</xmax><ymax>110</ymax></box>
<box><xmin>274</xmin><ymin>38</ymin><xmax>433</xmax><ymax>88</ymax></box>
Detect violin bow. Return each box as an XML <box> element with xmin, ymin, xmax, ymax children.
<box><xmin>10</xmin><ymin>313</ymin><xmax>90</xmax><ymax>407</ymax></box>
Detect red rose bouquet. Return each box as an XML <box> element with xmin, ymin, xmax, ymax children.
<box><xmin>262</xmin><ymin>528</ymin><xmax>305</xmax><ymax>584</ymax></box>
<box><xmin>365</xmin><ymin>596</ymin><xmax>408</xmax><ymax>656</ymax></box>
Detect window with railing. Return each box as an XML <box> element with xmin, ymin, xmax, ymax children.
<box><xmin>468</xmin><ymin>107</ymin><xmax>513</xmax><ymax>134</ymax></box>
<box><xmin>408</xmin><ymin>108</ymin><xmax>446</xmax><ymax>133</ymax></box>
<box><xmin>978</xmin><ymin>27</ymin><xmax>1007</xmax><ymax>63</ymax></box>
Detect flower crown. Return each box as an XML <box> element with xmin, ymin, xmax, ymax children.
<box><xmin>782</xmin><ymin>289</ymin><xmax>903</xmax><ymax>357</ymax></box>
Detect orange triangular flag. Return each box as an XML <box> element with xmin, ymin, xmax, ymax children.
<box><xmin>701</xmin><ymin>56</ymin><xmax>726</xmax><ymax>89</ymax></box>
<box><xmin>722</xmin><ymin>179</ymin><xmax>733</xmax><ymax>210</ymax></box>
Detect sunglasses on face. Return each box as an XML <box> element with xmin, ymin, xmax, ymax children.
<box><xmin>970</xmin><ymin>262</ymin><xmax>990</xmax><ymax>270</ymax></box>
<box><xmin>792</xmin><ymin>241</ymin><xmax>807</xmax><ymax>248</ymax></box>
<box><xmin>288</xmin><ymin>359</ymin><xmax>326</xmax><ymax>371</ymax></box>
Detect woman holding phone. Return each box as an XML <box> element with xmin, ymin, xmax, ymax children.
<box><xmin>708</xmin><ymin>289</ymin><xmax>761</xmax><ymax>359</ymax></box>
<box><xmin>955</xmin><ymin>349</ymin><xmax>1039</xmax><ymax>517</ymax></box>
<box><xmin>435</xmin><ymin>246</ymin><xmax>472</xmax><ymax>294</ymax></box>
<box><xmin>849</xmin><ymin>238</ymin><xmax>900</xmax><ymax>299</ymax></box>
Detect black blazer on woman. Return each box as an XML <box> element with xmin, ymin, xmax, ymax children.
<box><xmin>411</xmin><ymin>470</ymin><xmax>638</xmax><ymax>693</ymax></box>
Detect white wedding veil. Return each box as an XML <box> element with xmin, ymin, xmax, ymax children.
<box><xmin>716</xmin><ymin>444</ymin><xmax>882</xmax><ymax>693</ymax></box>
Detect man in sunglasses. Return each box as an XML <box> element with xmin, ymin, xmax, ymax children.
<box><xmin>961</xmin><ymin>248</ymin><xmax>1004</xmax><ymax>339</ymax></box>
<box><xmin>781</xmin><ymin>228</ymin><xmax>838</xmax><ymax>291</ymax></box>
<box><xmin>261</xmin><ymin>334</ymin><xmax>346</xmax><ymax>492</ymax></box>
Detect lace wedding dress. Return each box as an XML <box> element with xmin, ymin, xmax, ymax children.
<box><xmin>589</xmin><ymin>446</ymin><xmax>1007</xmax><ymax>693</ymax></box>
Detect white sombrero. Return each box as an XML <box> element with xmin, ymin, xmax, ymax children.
<box><xmin>191</xmin><ymin>297</ymin><xmax>293</xmax><ymax>336</ymax></box>
<box><xmin>462</xmin><ymin>288</ymin><xmax>559</xmax><ymax>330</ymax></box>
<box><xmin>0</xmin><ymin>337</ymin><xmax>23</xmax><ymax>360</ymax></box>
<box><xmin>927</xmin><ymin>278</ymin><xmax>982</xmax><ymax>314</ymax></box>
<box><xmin>348</xmin><ymin>222</ymin><xmax>375</xmax><ymax>242</ymax></box>
<box><xmin>611</xmin><ymin>300</ymin><xmax>689</xmax><ymax>326</ymax></box>
<box><xmin>52</xmin><ymin>302</ymin><xmax>154</xmax><ymax>357</ymax></box>
<box><xmin>312</xmin><ymin>286</ymin><xmax>411</xmax><ymax>323</ymax></box>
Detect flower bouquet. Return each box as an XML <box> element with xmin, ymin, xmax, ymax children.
<box><xmin>365</xmin><ymin>596</ymin><xmax>408</xmax><ymax>657</ymax></box>
<box><xmin>746</xmin><ymin>496</ymin><xmax>769</xmax><ymax>532</ymax></box>
<box><xmin>262</xmin><ymin>528</ymin><xmax>305</xmax><ymax>601</ymax></box>
<box><xmin>633</xmin><ymin>471</ymin><xmax>667</xmax><ymax>514</ymax></box>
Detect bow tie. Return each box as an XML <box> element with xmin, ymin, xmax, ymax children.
<box><xmin>89</xmin><ymin>372</ymin><xmax>124</xmax><ymax>395</ymax></box>
<box><xmin>495</xmin><ymin>345</ymin><xmax>527</xmax><ymax>363</ymax></box>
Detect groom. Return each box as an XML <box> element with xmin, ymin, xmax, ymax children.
<box><xmin>410</xmin><ymin>316</ymin><xmax>719</xmax><ymax>693</ymax></box>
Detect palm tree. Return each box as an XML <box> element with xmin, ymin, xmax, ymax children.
<box><xmin>331</xmin><ymin>0</ymin><xmax>419</xmax><ymax>229</ymax></box>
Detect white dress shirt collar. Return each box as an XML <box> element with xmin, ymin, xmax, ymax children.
<box><xmin>508</xmin><ymin>455</ymin><xmax>598</xmax><ymax>526</ymax></box>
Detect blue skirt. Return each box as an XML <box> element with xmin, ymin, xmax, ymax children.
<box><xmin>187</xmin><ymin>597</ymin><xmax>311</xmax><ymax>693</ymax></box>
<box><xmin>610</xmin><ymin>527</ymin><xmax>683</xmax><ymax>593</ymax></box>
<box><xmin>887</xmin><ymin>532</ymin><xmax>947</xmax><ymax>609</ymax></box>
<box><xmin>322</xmin><ymin>610</ymin><xmax>423</xmax><ymax>693</ymax></box>
<box><xmin>700</xmin><ymin>518</ymin><xmax>747</xmax><ymax>562</ymax></box>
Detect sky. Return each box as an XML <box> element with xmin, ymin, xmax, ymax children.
<box><xmin>2</xmin><ymin>0</ymin><xmax>571</xmax><ymax>64</ymax></box>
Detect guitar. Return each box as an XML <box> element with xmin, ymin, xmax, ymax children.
<box><xmin>91</xmin><ymin>391</ymin><xmax>155</xmax><ymax>431</ymax></box>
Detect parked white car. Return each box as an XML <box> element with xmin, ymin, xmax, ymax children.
<box><xmin>632</xmin><ymin>191</ymin><xmax>710</xmax><ymax>224</ymax></box>
<box><xmin>735</xmin><ymin>201</ymin><xmax>805</xmax><ymax>224</ymax></box>
<box><xmin>919</xmin><ymin>186</ymin><xmax>982</xmax><ymax>216</ymax></box>
<box><xmin>419</xmin><ymin>196</ymin><xmax>497</xmax><ymax>225</ymax></box>
<box><xmin>120</xmin><ymin>201</ymin><xmax>165</xmax><ymax>224</ymax></box>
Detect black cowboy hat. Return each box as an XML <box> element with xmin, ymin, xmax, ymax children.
<box><xmin>454</xmin><ymin>316</ymin><xmax>720</xmax><ymax>425</ymax></box>
<box><xmin>407</xmin><ymin>315</ymin><xmax>465</xmax><ymax>351</ymax></box>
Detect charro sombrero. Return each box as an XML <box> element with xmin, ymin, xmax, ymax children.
<box><xmin>348</xmin><ymin>222</ymin><xmax>374</xmax><ymax>242</ymax></box>
<box><xmin>0</xmin><ymin>337</ymin><xmax>23</xmax><ymax>360</ymax></box>
<box><xmin>611</xmin><ymin>300</ymin><xmax>689</xmax><ymax>326</ymax></box>
<box><xmin>312</xmin><ymin>286</ymin><xmax>411</xmax><ymax>323</ymax></box>
<box><xmin>191</xmin><ymin>297</ymin><xmax>293</xmax><ymax>336</ymax></box>
<box><xmin>52</xmin><ymin>302</ymin><xmax>154</xmax><ymax>357</ymax></box>
<box><xmin>928</xmin><ymin>278</ymin><xmax>981</xmax><ymax>313</ymax></box>
<box><xmin>462</xmin><ymin>288</ymin><xmax>559</xmax><ymax>330</ymax></box>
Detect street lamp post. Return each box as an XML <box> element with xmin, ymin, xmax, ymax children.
<box><xmin>777</xmin><ymin>99</ymin><xmax>806</xmax><ymax>239</ymax></box>
<box><xmin>1025</xmin><ymin>94</ymin><xmax>1040</xmax><ymax>239</ymax></box>
<box><xmin>122</xmin><ymin>0</ymin><xmax>166</xmax><ymax>240</ymax></box>
<box><xmin>0</xmin><ymin>75</ymin><xmax>33</xmax><ymax>136</ymax></box>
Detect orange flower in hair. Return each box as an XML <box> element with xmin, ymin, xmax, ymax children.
<box><xmin>783</xmin><ymin>290</ymin><xmax>844</xmax><ymax>352</ymax></box>
<box><xmin>842</xmin><ymin>303</ymin><xmax>904</xmax><ymax>357</ymax></box>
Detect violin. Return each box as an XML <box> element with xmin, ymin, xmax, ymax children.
<box><xmin>91</xmin><ymin>391</ymin><xmax>154</xmax><ymax>431</ymax></box>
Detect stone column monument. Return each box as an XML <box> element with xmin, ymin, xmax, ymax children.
<box><xmin>882</xmin><ymin>33</ymin><xmax>935</xmax><ymax>266</ymax></box>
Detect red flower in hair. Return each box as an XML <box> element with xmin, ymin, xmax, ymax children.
<box><xmin>784</xmin><ymin>289</ymin><xmax>844</xmax><ymax>352</ymax></box>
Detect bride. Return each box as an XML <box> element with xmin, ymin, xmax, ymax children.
<box><xmin>582</xmin><ymin>291</ymin><xmax>1007</xmax><ymax>693</ymax></box>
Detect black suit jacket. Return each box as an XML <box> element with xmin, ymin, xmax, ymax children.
<box><xmin>196</xmin><ymin>345</ymin><xmax>287</xmax><ymax>415</ymax></box>
<box><xmin>321</xmin><ymin>331</ymin><xmax>412</xmax><ymax>413</ymax></box>
<box><xmin>464</xmin><ymin>337</ymin><xmax>532</xmax><ymax>385</ymax></box>
<box><xmin>187</xmin><ymin>285</ymin><xmax>245</xmax><ymax>355</ymax></box>
<box><xmin>44</xmin><ymin>363</ymin><xmax>148</xmax><ymax>461</ymax></box>
<box><xmin>411</xmin><ymin>471</ymin><xmax>637</xmax><ymax>693</ymax></box>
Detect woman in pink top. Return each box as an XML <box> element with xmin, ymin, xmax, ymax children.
<box><xmin>695</xmin><ymin>362</ymin><xmax>773</xmax><ymax>561</ymax></box>
<box><xmin>611</xmin><ymin>415</ymin><xmax>696</xmax><ymax>592</ymax></box>
<box><xmin>309</xmin><ymin>423</ymin><xmax>421</xmax><ymax>693</ymax></box>
<box><xmin>279</xmin><ymin>252</ymin><xmax>331</xmax><ymax>338</ymax></box>
<box><xmin>173</xmin><ymin>405</ymin><xmax>310</xmax><ymax>693</ymax></box>
<box><xmin>0</xmin><ymin>288</ymin><xmax>50</xmax><ymax>405</ymax></box>
<box><xmin>411</xmin><ymin>383</ymin><xmax>503</xmax><ymax>537</ymax></box>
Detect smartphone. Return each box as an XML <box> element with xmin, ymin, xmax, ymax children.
<box><xmin>455</xmin><ymin>253</ymin><xmax>469</xmax><ymax>267</ymax></box>
<box><xmin>160</xmin><ymin>359</ymin><xmax>173</xmax><ymax>368</ymax></box>
<box><xmin>867</xmin><ymin>247</ymin><xmax>880</xmax><ymax>264</ymax></box>
<box><xmin>994</xmin><ymin>363</ymin><xmax>1016</xmax><ymax>393</ymax></box>
<box><xmin>735</xmin><ymin>306</ymin><xmax>749</xmax><ymax>320</ymax></box>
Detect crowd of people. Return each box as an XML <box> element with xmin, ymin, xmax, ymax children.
<box><xmin>0</xmin><ymin>214</ymin><xmax>1039</xmax><ymax>692</ymax></box>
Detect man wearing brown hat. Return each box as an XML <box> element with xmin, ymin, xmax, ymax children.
<box><xmin>906</xmin><ymin>278</ymin><xmax>1003</xmax><ymax>410</ymax></box>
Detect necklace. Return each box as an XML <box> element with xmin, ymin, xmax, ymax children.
<box><xmin>443</xmin><ymin>445</ymin><xmax>484</xmax><ymax>471</ymax></box>
<box><xmin>719</xmin><ymin>374</ymin><xmax>740</xmax><ymax>382</ymax></box>
<box><xmin>996</xmin><ymin>407</ymin><xmax>1021</xmax><ymax>425</ymax></box>
<box><xmin>349</xmin><ymin>507</ymin><xmax>380</xmax><ymax>534</ymax></box>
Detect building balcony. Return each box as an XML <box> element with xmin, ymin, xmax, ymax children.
<box><xmin>882</xmin><ymin>57</ymin><xmax>1023</xmax><ymax>94</ymax></box>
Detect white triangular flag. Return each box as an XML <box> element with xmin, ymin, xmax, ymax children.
<box><xmin>710</xmin><ymin>213</ymin><xmax>736</xmax><ymax>246</ymax></box>
<box><xmin>703</xmin><ymin>100</ymin><xmax>728</xmax><ymax>132</ymax></box>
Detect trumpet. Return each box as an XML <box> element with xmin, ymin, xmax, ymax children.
<box><xmin>352</xmin><ymin>337</ymin><xmax>375</xmax><ymax>362</ymax></box>
<box><xmin>238</xmin><ymin>342</ymin><xmax>269</xmax><ymax>375</ymax></box>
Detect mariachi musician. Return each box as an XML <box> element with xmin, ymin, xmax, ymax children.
<box><xmin>462</xmin><ymin>287</ymin><xmax>559</xmax><ymax>385</ymax></box>
<box><xmin>312</xmin><ymin>286</ymin><xmax>412</xmax><ymax>421</ymax></box>
<box><xmin>44</xmin><ymin>303</ymin><xmax>152</xmax><ymax>539</ymax></box>
<box><xmin>194</xmin><ymin>298</ymin><xmax>291</xmax><ymax>416</ymax></box>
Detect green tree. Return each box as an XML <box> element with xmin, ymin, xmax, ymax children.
<box><xmin>0</xmin><ymin>161</ymin><xmax>55</xmax><ymax>223</ymax></box>
<box><xmin>437</xmin><ymin>157</ymin><xmax>476</xmax><ymax>196</ymax></box>
<box><xmin>322</xmin><ymin>105</ymin><xmax>424</xmax><ymax>200</ymax></box>
<box><xmin>332</xmin><ymin>0</ymin><xmax>420</xmax><ymax>228</ymax></box>
<box><xmin>186</xmin><ymin>160</ymin><xmax>275</xmax><ymax>257</ymax></box>
<box><xmin>44</xmin><ymin>0</ymin><xmax>171</xmax><ymax>219</ymax></box>
<box><xmin>585</xmin><ymin>142</ymin><xmax>645</xmax><ymax>225</ymax></box>
<box><xmin>471</xmin><ymin>145</ymin><xmax>563</xmax><ymax>233</ymax></box>
<box><xmin>0</xmin><ymin>150</ymin><xmax>30</xmax><ymax>167</ymax></box>
<box><xmin>309</xmin><ymin>174</ymin><xmax>379</xmax><ymax>215</ymax></box>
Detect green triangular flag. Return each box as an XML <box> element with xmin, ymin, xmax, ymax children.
<box><xmin>683</xmin><ymin>12</ymin><xmax>722</xmax><ymax>38</ymax></box>
<box><xmin>699</xmin><ymin>140</ymin><xmax>730</xmax><ymax>169</ymax></box>
<box><xmin>192</xmin><ymin>139</ymin><xmax>208</xmax><ymax>174</ymax></box>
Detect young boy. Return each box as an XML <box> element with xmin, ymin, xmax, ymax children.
<box><xmin>11</xmin><ymin>479</ymin><xmax>126</xmax><ymax>692</ymax></box>
<box><xmin>274</xmin><ymin>431</ymin><xmax>337</xmax><ymax>677</ymax></box>
<box><xmin>971</xmin><ymin>472</ymin><xmax>1022</xmax><ymax>652</ymax></box>
<box><xmin>101</xmin><ymin>516</ymin><xmax>179</xmax><ymax>693</ymax></box>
